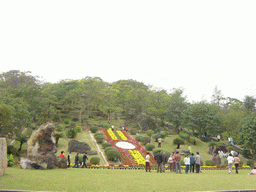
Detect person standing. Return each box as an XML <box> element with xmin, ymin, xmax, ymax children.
<box><xmin>162</xmin><ymin>152</ymin><xmax>168</xmax><ymax>172</ymax></box>
<box><xmin>172</xmin><ymin>152</ymin><xmax>176</xmax><ymax>172</ymax></box>
<box><xmin>175</xmin><ymin>152</ymin><xmax>181</xmax><ymax>174</ymax></box>
<box><xmin>73</xmin><ymin>153</ymin><xmax>80</xmax><ymax>168</ymax></box>
<box><xmin>228</xmin><ymin>137</ymin><xmax>231</xmax><ymax>146</ymax></box>
<box><xmin>158</xmin><ymin>138</ymin><xmax>162</xmax><ymax>148</ymax></box>
<box><xmin>227</xmin><ymin>153</ymin><xmax>234</xmax><ymax>174</ymax></box>
<box><xmin>190</xmin><ymin>153</ymin><xmax>195</xmax><ymax>173</ymax></box>
<box><xmin>184</xmin><ymin>154</ymin><xmax>190</xmax><ymax>174</ymax></box>
<box><xmin>234</xmin><ymin>154</ymin><xmax>240</xmax><ymax>174</ymax></box>
<box><xmin>145</xmin><ymin>152</ymin><xmax>151</xmax><ymax>172</ymax></box>
<box><xmin>154</xmin><ymin>151</ymin><xmax>163</xmax><ymax>173</ymax></box>
<box><xmin>67</xmin><ymin>152</ymin><xmax>72</xmax><ymax>167</ymax></box>
<box><xmin>81</xmin><ymin>152</ymin><xmax>88</xmax><ymax>168</ymax></box>
<box><xmin>217</xmin><ymin>135</ymin><xmax>221</xmax><ymax>141</ymax></box>
<box><xmin>195</xmin><ymin>152</ymin><xmax>201</xmax><ymax>173</ymax></box>
<box><xmin>168</xmin><ymin>155</ymin><xmax>173</xmax><ymax>172</ymax></box>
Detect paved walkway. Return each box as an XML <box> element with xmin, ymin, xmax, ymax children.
<box><xmin>88</xmin><ymin>131</ymin><xmax>108</xmax><ymax>165</ymax></box>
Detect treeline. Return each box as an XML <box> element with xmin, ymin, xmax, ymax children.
<box><xmin>1</xmin><ymin>70</ymin><xmax>256</xmax><ymax>156</ymax></box>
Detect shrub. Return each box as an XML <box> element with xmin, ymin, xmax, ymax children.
<box><xmin>242</xmin><ymin>150</ymin><xmax>252</xmax><ymax>158</ymax></box>
<box><xmin>94</xmin><ymin>132</ymin><xmax>102</xmax><ymax>137</ymax></box>
<box><xmin>224</xmin><ymin>160</ymin><xmax>228</xmax><ymax>166</ymax></box>
<box><xmin>140</xmin><ymin>136</ymin><xmax>151</xmax><ymax>145</ymax></box>
<box><xmin>90</xmin><ymin>126</ymin><xmax>98</xmax><ymax>133</ymax></box>
<box><xmin>90</xmin><ymin>157</ymin><xmax>100</xmax><ymax>165</ymax></box>
<box><xmin>189</xmin><ymin>136</ymin><xmax>196</xmax><ymax>145</ymax></box>
<box><xmin>173</xmin><ymin>137</ymin><xmax>185</xmax><ymax>149</ymax></box>
<box><xmin>145</xmin><ymin>143</ymin><xmax>155</xmax><ymax>151</ymax></box>
<box><xmin>162</xmin><ymin>131</ymin><xmax>169</xmax><ymax>137</ymax></box>
<box><xmin>181</xmin><ymin>159</ymin><xmax>185</xmax><ymax>166</ymax></box>
<box><xmin>227</xmin><ymin>146</ymin><xmax>234</xmax><ymax>152</ymax></box>
<box><xmin>95</xmin><ymin>134</ymin><xmax>105</xmax><ymax>144</ymax></box>
<box><xmin>7</xmin><ymin>154</ymin><xmax>15</xmax><ymax>167</ymax></box>
<box><xmin>205</xmin><ymin>160</ymin><xmax>215</xmax><ymax>166</ymax></box>
<box><xmin>165</xmin><ymin>151</ymin><xmax>171</xmax><ymax>158</ymax></box>
<box><xmin>160</xmin><ymin>132</ymin><xmax>167</xmax><ymax>139</ymax></box>
<box><xmin>239</xmin><ymin>160</ymin><xmax>244</xmax><ymax>166</ymax></box>
<box><xmin>66</xmin><ymin>128</ymin><xmax>77</xmax><ymax>138</ymax></box>
<box><xmin>74</xmin><ymin>126</ymin><xmax>82</xmax><ymax>133</ymax></box>
<box><xmin>7</xmin><ymin>145</ymin><xmax>17</xmax><ymax>155</ymax></box>
<box><xmin>135</xmin><ymin>135</ymin><xmax>142</xmax><ymax>141</ymax></box>
<box><xmin>104</xmin><ymin>147</ymin><xmax>115</xmax><ymax>154</ymax></box>
<box><xmin>106</xmin><ymin>150</ymin><xmax>121</xmax><ymax>161</ymax></box>
<box><xmin>146</xmin><ymin>129</ymin><xmax>154</xmax><ymax>137</ymax></box>
<box><xmin>201</xmin><ymin>136</ymin><xmax>209</xmax><ymax>142</ymax></box>
<box><xmin>152</xmin><ymin>133</ymin><xmax>161</xmax><ymax>142</ymax></box>
<box><xmin>201</xmin><ymin>161</ymin><xmax>204</xmax><ymax>166</ymax></box>
<box><xmin>101</xmin><ymin>142</ymin><xmax>112</xmax><ymax>149</ymax></box>
<box><xmin>152</xmin><ymin>148</ymin><xmax>164</xmax><ymax>156</ymax></box>
<box><xmin>55</xmin><ymin>125</ymin><xmax>63</xmax><ymax>132</ymax></box>
<box><xmin>130</xmin><ymin>128</ymin><xmax>137</xmax><ymax>135</ymax></box>
<box><xmin>179</xmin><ymin>132</ymin><xmax>190</xmax><ymax>141</ymax></box>
<box><xmin>247</xmin><ymin>159</ymin><xmax>254</xmax><ymax>166</ymax></box>
<box><xmin>64</xmin><ymin>120</ymin><xmax>69</xmax><ymax>124</ymax></box>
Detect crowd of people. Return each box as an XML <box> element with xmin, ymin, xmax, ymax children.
<box><xmin>152</xmin><ymin>151</ymin><xmax>202</xmax><ymax>174</ymax></box>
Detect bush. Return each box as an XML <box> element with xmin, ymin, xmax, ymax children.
<box><xmin>90</xmin><ymin>126</ymin><xmax>98</xmax><ymax>133</ymax></box>
<box><xmin>181</xmin><ymin>159</ymin><xmax>185</xmax><ymax>166</ymax></box>
<box><xmin>74</xmin><ymin>126</ymin><xmax>82</xmax><ymax>133</ymax></box>
<box><xmin>64</xmin><ymin>120</ymin><xmax>69</xmax><ymax>124</ymax></box>
<box><xmin>140</xmin><ymin>136</ymin><xmax>151</xmax><ymax>145</ymax></box>
<box><xmin>173</xmin><ymin>137</ymin><xmax>185</xmax><ymax>149</ymax></box>
<box><xmin>239</xmin><ymin>160</ymin><xmax>244</xmax><ymax>166</ymax></box>
<box><xmin>224</xmin><ymin>160</ymin><xmax>228</xmax><ymax>166</ymax></box>
<box><xmin>106</xmin><ymin>150</ymin><xmax>121</xmax><ymax>161</ymax></box>
<box><xmin>130</xmin><ymin>128</ymin><xmax>137</xmax><ymax>135</ymax></box>
<box><xmin>179</xmin><ymin>132</ymin><xmax>190</xmax><ymax>141</ymax></box>
<box><xmin>205</xmin><ymin>160</ymin><xmax>215</xmax><ymax>166</ymax></box>
<box><xmin>201</xmin><ymin>136</ymin><xmax>209</xmax><ymax>142</ymax></box>
<box><xmin>66</xmin><ymin>128</ymin><xmax>77</xmax><ymax>138</ymax></box>
<box><xmin>227</xmin><ymin>146</ymin><xmax>234</xmax><ymax>152</ymax></box>
<box><xmin>94</xmin><ymin>134</ymin><xmax>105</xmax><ymax>144</ymax></box>
<box><xmin>165</xmin><ymin>151</ymin><xmax>171</xmax><ymax>158</ymax></box>
<box><xmin>242</xmin><ymin>150</ymin><xmax>252</xmax><ymax>158</ymax></box>
<box><xmin>94</xmin><ymin>132</ymin><xmax>102</xmax><ymax>137</ymax></box>
<box><xmin>104</xmin><ymin>147</ymin><xmax>115</xmax><ymax>154</ymax></box>
<box><xmin>152</xmin><ymin>148</ymin><xmax>164</xmax><ymax>156</ymax></box>
<box><xmin>162</xmin><ymin>131</ymin><xmax>169</xmax><ymax>137</ymax></box>
<box><xmin>145</xmin><ymin>143</ymin><xmax>155</xmax><ymax>151</ymax></box>
<box><xmin>90</xmin><ymin>157</ymin><xmax>100</xmax><ymax>165</ymax></box>
<box><xmin>189</xmin><ymin>136</ymin><xmax>196</xmax><ymax>145</ymax></box>
<box><xmin>135</xmin><ymin>135</ymin><xmax>142</xmax><ymax>141</ymax></box>
<box><xmin>146</xmin><ymin>129</ymin><xmax>154</xmax><ymax>137</ymax></box>
<box><xmin>247</xmin><ymin>159</ymin><xmax>254</xmax><ymax>166</ymax></box>
<box><xmin>7</xmin><ymin>154</ymin><xmax>15</xmax><ymax>167</ymax></box>
<box><xmin>101</xmin><ymin>142</ymin><xmax>112</xmax><ymax>149</ymax></box>
<box><xmin>152</xmin><ymin>133</ymin><xmax>161</xmax><ymax>142</ymax></box>
<box><xmin>55</xmin><ymin>125</ymin><xmax>63</xmax><ymax>132</ymax></box>
<box><xmin>201</xmin><ymin>161</ymin><xmax>204</xmax><ymax>166</ymax></box>
<box><xmin>7</xmin><ymin>145</ymin><xmax>17</xmax><ymax>155</ymax></box>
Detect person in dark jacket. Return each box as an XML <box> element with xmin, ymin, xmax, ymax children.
<box><xmin>67</xmin><ymin>152</ymin><xmax>72</xmax><ymax>167</ymax></box>
<box><xmin>190</xmin><ymin>153</ymin><xmax>195</xmax><ymax>173</ymax></box>
<box><xmin>81</xmin><ymin>152</ymin><xmax>89</xmax><ymax>168</ymax></box>
<box><xmin>73</xmin><ymin>153</ymin><xmax>80</xmax><ymax>168</ymax></box>
<box><xmin>154</xmin><ymin>151</ymin><xmax>163</xmax><ymax>173</ymax></box>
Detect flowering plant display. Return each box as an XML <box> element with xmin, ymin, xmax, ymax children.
<box><xmin>101</xmin><ymin>129</ymin><xmax>157</xmax><ymax>167</ymax></box>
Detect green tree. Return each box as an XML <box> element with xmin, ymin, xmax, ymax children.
<box><xmin>166</xmin><ymin>88</ymin><xmax>187</xmax><ymax>133</ymax></box>
<box><xmin>239</xmin><ymin>114</ymin><xmax>256</xmax><ymax>157</ymax></box>
<box><xmin>243</xmin><ymin>95</ymin><xmax>256</xmax><ymax>113</ymax></box>
<box><xmin>0</xmin><ymin>104</ymin><xmax>13</xmax><ymax>136</ymax></box>
<box><xmin>173</xmin><ymin>137</ymin><xmax>184</xmax><ymax>149</ymax></box>
<box><xmin>182</xmin><ymin>102</ymin><xmax>221</xmax><ymax>137</ymax></box>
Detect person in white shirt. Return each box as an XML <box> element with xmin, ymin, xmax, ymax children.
<box><xmin>227</xmin><ymin>153</ymin><xmax>234</xmax><ymax>174</ymax></box>
<box><xmin>168</xmin><ymin>155</ymin><xmax>173</xmax><ymax>172</ymax></box>
<box><xmin>184</xmin><ymin>154</ymin><xmax>190</xmax><ymax>174</ymax></box>
<box><xmin>145</xmin><ymin>152</ymin><xmax>151</xmax><ymax>172</ymax></box>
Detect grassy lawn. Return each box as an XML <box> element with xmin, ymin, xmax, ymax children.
<box><xmin>1</xmin><ymin>167</ymin><xmax>256</xmax><ymax>192</ymax></box>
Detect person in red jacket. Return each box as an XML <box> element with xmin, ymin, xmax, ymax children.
<box><xmin>175</xmin><ymin>151</ymin><xmax>181</xmax><ymax>174</ymax></box>
<box><xmin>60</xmin><ymin>151</ymin><xmax>65</xmax><ymax>159</ymax></box>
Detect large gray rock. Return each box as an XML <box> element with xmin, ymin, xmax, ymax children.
<box><xmin>68</xmin><ymin>140</ymin><xmax>97</xmax><ymax>155</ymax></box>
<box><xmin>20</xmin><ymin>123</ymin><xmax>67</xmax><ymax>169</ymax></box>
<box><xmin>0</xmin><ymin>138</ymin><xmax>7</xmax><ymax>176</ymax></box>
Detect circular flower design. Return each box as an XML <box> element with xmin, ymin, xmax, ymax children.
<box><xmin>115</xmin><ymin>141</ymin><xmax>136</xmax><ymax>150</ymax></box>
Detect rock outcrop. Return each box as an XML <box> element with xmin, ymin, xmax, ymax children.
<box><xmin>20</xmin><ymin>123</ymin><xmax>67</xmax><ymax>169</ymax></box>
<box><xmin>0</xmin><ymin>138</ymin><xmax>7</xmax><ymax>176</ymax></box>
<box><xmin>68</xmin><ymin>140</ymin><xmax>97</xmax><ymax>155</ymax></box>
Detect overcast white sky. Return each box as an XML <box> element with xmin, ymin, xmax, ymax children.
<box><xmin>1</xmin><ymin>1</ymin><xmax>256</xmax><ymax>102</ymax></box>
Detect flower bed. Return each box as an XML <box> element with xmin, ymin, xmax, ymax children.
<box><xmin>101</xmin><ymin>129</ymin><xmax>157</xmax><ymax>167</ymax></box>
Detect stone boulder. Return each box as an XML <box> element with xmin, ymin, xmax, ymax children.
<box><xmin>0</xmin><ymin>138</ymin><xmax>7</xmax><ymax>176</ymax></box>
<box><xmin>68</xmin><ymin>140</ymin><xmax>97</xmax><ymax>155</ymax></box>
<box><xmin>20</xmin><ymin>123</ymin><xmax>67</xmax><ymax>169</ymax></box>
